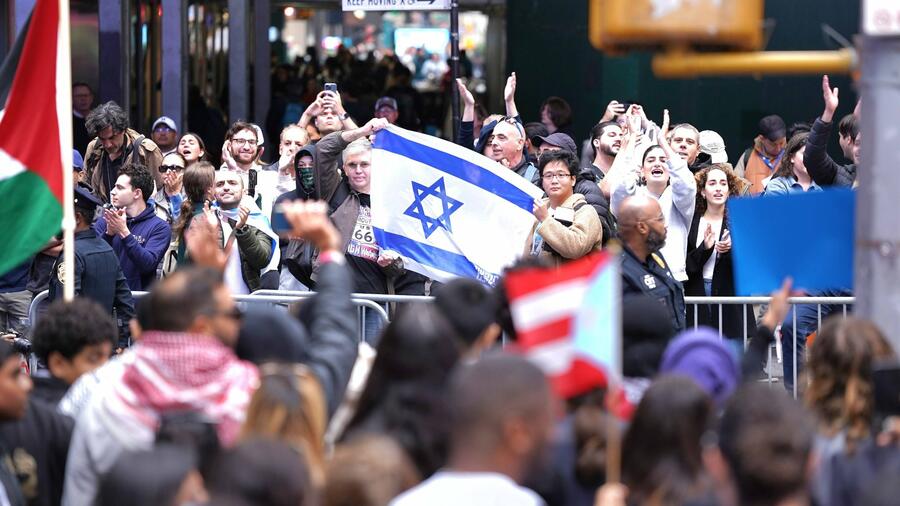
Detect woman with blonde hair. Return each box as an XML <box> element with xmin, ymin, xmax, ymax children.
<box><xmin>240</xmin><ymin>363</ymin><xmax>328</xmax><ymax>487</ymax></box>
<box><xmin>806</xmin><ymin>317</ymin><xmax>895</xmax><ymax>506</ymax></box>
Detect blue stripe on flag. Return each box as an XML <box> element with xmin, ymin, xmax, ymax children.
<box><xmin>375</xmin><ymin>129</ymin><xmax>536</xmax><ymax>213</ymax></box>
<box><xmin>374</xmin><ymin>227</ymin><xmax>500</xmax><ymax>285</ymax></box>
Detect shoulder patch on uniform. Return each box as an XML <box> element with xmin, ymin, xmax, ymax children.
<box><xmin>650</xmin><ymin>252</ymin><xmax>666</xmax><ymax>269</ymax></box>
<box><xmin>56</xmin><ymin>262</ymin><xmax>66</xmax><ymax>284</ymax></box>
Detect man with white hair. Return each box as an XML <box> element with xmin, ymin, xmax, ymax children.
<box><xmin>314</xmin><ymin>119</ymin><xmax>428</xmax><ymax>340</ymax></box>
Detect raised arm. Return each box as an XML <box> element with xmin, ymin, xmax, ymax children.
<box><xmin>804</xmin><ymin>75</ymin><xmax>844</xmax><ymax>186</ymax></box>
<box><xmin>455</xmin><ymin>79</ymin><xmax>476</xmax><ymax>149</ymax></box>
<box><xmin>601</xmin><ymin>113</ymin><xmax>641</xmax><ymax>202</ymax></box>
<box><xmin>283</xmin><ymin>201</ymin><xmax>358</xmax><ymax>416</ymax></box>
<box><xmin>504</xmin><ymin>72</ymin><xmax>519</xmax><ymax>118</ymax></box>
<box><xmin>297</xmin><ymin>95</ymin><xmax>323</xmax><ymax>129</ymax></box>
<box><xmin>658</xmin><ymin>109</ymin><xmax>697</xmax><ymax>220</ymax></box>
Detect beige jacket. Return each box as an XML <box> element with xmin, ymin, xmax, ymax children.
<box><xmin>524</xmin><ymin>193</ymin><xmax>603</xmax><ymax>266</ymax></box>
<box><xmin>84</xmin><ymin>128</ymin><xmax>163</xmax><ymax>201</ymax></box>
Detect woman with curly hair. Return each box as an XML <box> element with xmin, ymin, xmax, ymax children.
<box><xmin>806</xmin><ymin>317</ymin><xmax>895</xmax><ymax>506</ymax></box>
<box><xmin>685</xmin><ymin>163</ymin><xmax>754</xmax><ymax>341</ymax></box>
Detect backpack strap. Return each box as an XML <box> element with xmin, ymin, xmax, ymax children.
<box><xmin>523</xmin><ymin>164</ymin><xmax>538</xmax><ymax>184</ymax></box>
<box><xmin>128</xmin><ymin>135</ymin><xmax>145</xmax><ymax>165</ymax></box>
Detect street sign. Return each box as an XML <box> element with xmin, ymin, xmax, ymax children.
<box><xmin>342</xmin><ymin>0</ymin><xmax>451</xmax><ymax>11</ymax></box>
<box><xmin>863</xmin><ymin>0</ymin><xmax>900</xmax><ymax>36</ymax></box>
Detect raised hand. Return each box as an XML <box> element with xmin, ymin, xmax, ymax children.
<box><xmin>220</xmin><ymin>140</ymin><xmax>239</xmax><ymax>171</ymax></box>
<box><xmin>186</xmin><ymin>206</ymin><xmax>227</xmax><ymax>271</ymax></box>
<box><xmin>236</xmin><ymin>205</ymin><xmax>250</xmax><ymax>229</ymax></box>
<box><xmin>456</xmin><ymin>78</ymin><xmax>475</xmax><ymax>107</ymax></box>
<box><xmin>822</xmin><ymin>75</ymin><xmax>839</xmax><ymax>123</ymax></box>
<box><xmin>761</xmin><ymin>277</ymin><xmax>794</xmax><ymax>332</ymax></box>
<box><xmin>660</xmin><ymin>108</ymin><xmax>671</xmax><ymax>140</ymax></box>
<box><xmin>504</xmin><ymin>72</ymin><xmax>517</xmax><ymax>104</ymax></box>
<box><xmin>703</xmin><ymin>223</ymin><xmax>716</xmax><ymax>249</ymax></box>
<box><xmin>363</xmin><ymin>117</ymin><xmax>390</xmax><ymax>136</ymax></box>
<box><xmin>602</xmin><ymin>100</ymin><xmax>627</xmax><ymax>122</ymax></box>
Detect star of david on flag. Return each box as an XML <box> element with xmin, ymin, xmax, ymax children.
<box><xmin>403</xmin><ymin>177</ymin><xmax>463</xmax><ymax>238</ymax></box>
<box><xmin>371</xmin><ymin>125</ymin><xmax>543</xmax><ymax>285</ymax></box>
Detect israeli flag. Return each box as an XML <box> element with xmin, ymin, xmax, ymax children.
<box><xmin>371</xmin><ymin>126</ymin><xmax>543</xmax><ymax>285</ymax></box>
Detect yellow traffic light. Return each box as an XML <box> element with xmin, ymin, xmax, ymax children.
<box><xmin>589</xmin><ymin>0</ymin><xmax>765</xmax><ymax>52</ymax></box>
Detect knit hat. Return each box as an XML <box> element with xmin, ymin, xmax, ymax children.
<box><xmin>660</xmin><ymin>327</ymin><xmax>740</xmax><ymax>407</ymax></box>
<box><xmin>236</xmin><ymin>307</ymin><xmax>310</xmax><ymax>364</ymax></box>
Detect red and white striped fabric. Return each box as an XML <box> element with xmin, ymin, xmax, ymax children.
<box><xmin>504</xmin><ymin>253</ymin><xmax>613</xmax><ymax>399</ymax></box>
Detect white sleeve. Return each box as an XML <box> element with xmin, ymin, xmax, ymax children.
<box><xmin>667</xmin><ymin>155</ymin><xmax>697</xmax><ymax>221</ymax></box>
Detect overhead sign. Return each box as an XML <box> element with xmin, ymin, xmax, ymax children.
<box><xmin>863</xmin><ymin>0</ymin><xmax>900</xmax><ymax>36</ymax></box>
<box><xmin>342</xmin><ymin>0</ymin><xmax>451</xmax><ymax>11</ymax></box>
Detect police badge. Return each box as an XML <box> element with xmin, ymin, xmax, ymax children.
<box><xmin>643</xmin><ymin>274</ymin><xmax>656</xmax><ymax>290</ymax></box>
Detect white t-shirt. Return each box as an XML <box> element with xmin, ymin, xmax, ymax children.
<box><xmin>390</xmin><ymin>471</ymin><xmax>545</xmax><ymax>506</ymax></box>
<box><xmin>221</xmin><ymin>219</ymin><xmax>250</xmax><ymax>295</ymax></box>
<box><xmin>696</xmin><ymin>216</ymin><xmax>723</xmax><ymax>281</ymax></box>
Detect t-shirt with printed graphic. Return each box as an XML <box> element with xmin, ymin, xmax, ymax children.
<box><xmin>346</xmin><ymin>194</ymin><xmax>387</xmax><ymax>293</ymax></box>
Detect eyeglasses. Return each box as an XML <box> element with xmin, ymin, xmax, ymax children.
<box><xmin>159</xmin><ymin>165</ymin><xmax>185</xmax><ymax>173</ymax></box>
<box><xmin>154</xmin><ymin>126</ymin><xmax>174</xmax><ymax>133</ymax></box>
<box><xmin>231</xmin><ymin>138</ymin><xmax>258</xmax><ymax>147</ymax></box>
<box><xmin>541</xmin><ymin>172</ymin><xmax>573</xmax><ymax>181</ymax></box>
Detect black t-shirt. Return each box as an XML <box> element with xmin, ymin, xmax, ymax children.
<box><xmin>345</xmin><ymin>194</ymin><xmax>387</xmax><ymax>293</ymax></box>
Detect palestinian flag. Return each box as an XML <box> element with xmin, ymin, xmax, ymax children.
<box><xmin>0</xmin><ymin>0</ymin><xmax>71</xmax><ymax>276</ymax></box>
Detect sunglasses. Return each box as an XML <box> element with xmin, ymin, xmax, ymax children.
<box><xmin>159</xmin><ymin>165</ymin><xmax>185</xmax><ymax>173</ymax></box>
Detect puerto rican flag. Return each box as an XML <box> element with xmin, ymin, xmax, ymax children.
<box><xmin>504</xmin><ymin>252</ymin><xmax>621</xmax><ymax>399</ymax></box>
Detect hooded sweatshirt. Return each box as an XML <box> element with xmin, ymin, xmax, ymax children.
<box><xmin>94</xmin><ymin>202</ymin><xmax>172</xmax><ymax>291</ymax></box>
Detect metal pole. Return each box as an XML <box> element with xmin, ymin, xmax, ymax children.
<box><xmin>855</xmin><ymin>34</ymin><xmax>900</xmax><ymax>353</ymax></box>
<box><xmin>98</xmin><ymin>0</ymin><xmax>126</xmax><ymax>107</ymax></box>
<box><xmin>59</xmin><ymin>0</ymin><xmax>75</xmax><ymax>301</ymax></box>
<box><xmin>161</xmin><ymin>0</ymin><xmax>185</xmax><ymax>131</ymax></box>
<box><xmin>450</xmin><ymin>0</ymin><xmax>460</xmax><ymax>141</ymax></box>
<box><xmin>228</xmin><ymin>0</ymin><xmax>249</xmax><ymax>122</ymax></box>
<box><xmin>253</xmin><ymin>0</ymin><xmax>271</xmax><ymax>129</ymax></box>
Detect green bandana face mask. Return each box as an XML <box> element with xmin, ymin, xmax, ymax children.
<box><xmin>299</xmin><ymin>166</ymin><xmax>314</xmax><ymax>192</ymax></box>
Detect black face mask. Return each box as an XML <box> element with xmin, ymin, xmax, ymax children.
<box><xmin>646</xmin><ymin>228</ymin><xmax>667</xmax><ymax>253</ymax></box>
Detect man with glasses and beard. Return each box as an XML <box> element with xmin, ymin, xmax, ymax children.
<box><xmin>618</xmin><ymin>195</ymin><xmax>686</xmax><ymax>334</ymax></box>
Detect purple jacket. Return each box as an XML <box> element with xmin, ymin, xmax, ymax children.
<box><xmin>94</xmin><ymin>202</ymin><xmax>172</xmax><ymax>291</ymax></box>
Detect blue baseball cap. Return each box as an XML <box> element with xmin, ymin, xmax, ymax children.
<box><xmin>73</xmin><ymin>149</ymin><xmax>84</xmax><ymax>171</ymax></box>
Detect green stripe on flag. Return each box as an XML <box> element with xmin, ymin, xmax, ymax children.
<box><xmin>0</xmin><ymin>170</ymin><xmax>62</xmax><ymax>276</ymax></box>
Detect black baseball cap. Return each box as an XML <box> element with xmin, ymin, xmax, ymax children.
<box><xmin>534</xmin><ymin>132</ymin><xmax>578</xmax><ymax>155</ymax></box>
<box><xmin>758</xmin><ymin>115</ymin><xmax>786</xmax><ymax>142</ymax></box>
<box><xmin>74</xmin><ymin>183</ymin><xmax>102</xmax><ymax>211</ymax></box>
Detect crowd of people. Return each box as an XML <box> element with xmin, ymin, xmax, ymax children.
<box><xmin>0</xmin><ymin>55</ymin><xmax>894</xmax><ymax>506</ymax></box>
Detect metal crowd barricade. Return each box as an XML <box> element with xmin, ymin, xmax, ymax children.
<box><xmin>684</xmin><ymin>295</ymin><xmax>855</xmax><ymax>398</ymax></box>
<box><xmin>28</xmin><ymin>289</ymin><xmax>854</xmax><ymax>397</ymax></box>
<box><xmin>28</xmin><ymin>290</ymin><xmax>392</xmax><ymax>345</ymax></box>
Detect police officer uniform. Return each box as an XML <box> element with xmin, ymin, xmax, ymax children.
<box><xmin>48</xmin><ymin>185</ymin><xmax>135</xmax><ymax>346</ymax></box>
<box><xmin>621</xmin><ymin>245</ymin><xmax>686</xmax><ymax>334</ymax></box>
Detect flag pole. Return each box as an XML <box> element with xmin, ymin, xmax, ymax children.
<box><xmin>606</xmin><ymin>241</ymin><xmax>623</xmax><ymax>484</ymax></box>
<box><xmin>58</xmin><ymin>0</ymin><xmax>75</xmax><ymax>301</ymax></box>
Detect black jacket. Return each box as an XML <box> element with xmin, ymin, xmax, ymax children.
<box><xmin>575</xmin><ymin>168</ymin><xmax>615</xmax><ymax>244</ymax></box>
<box><xmin>47</xmin><ymin>229</ymin><xmax>134</xmax><ymax>345</ymax></box>
<box><xmin>684</xmin><ymin>213</ymin><xmax>756</xmax><ymax>340</ymax></box>
<box><xmin>621</xmin><ymin>245</ymin><xmax>686</xmax><ymax>335</ymax></box>
<box><xmin>0</xmin><ymin>399</ymin><xmax>73</xmax><ymax>506</ymax></box>
<box><xmin>805</xmin><ymin>117</ymin><xmax>857</xmax><ymax>187</ymax></box>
